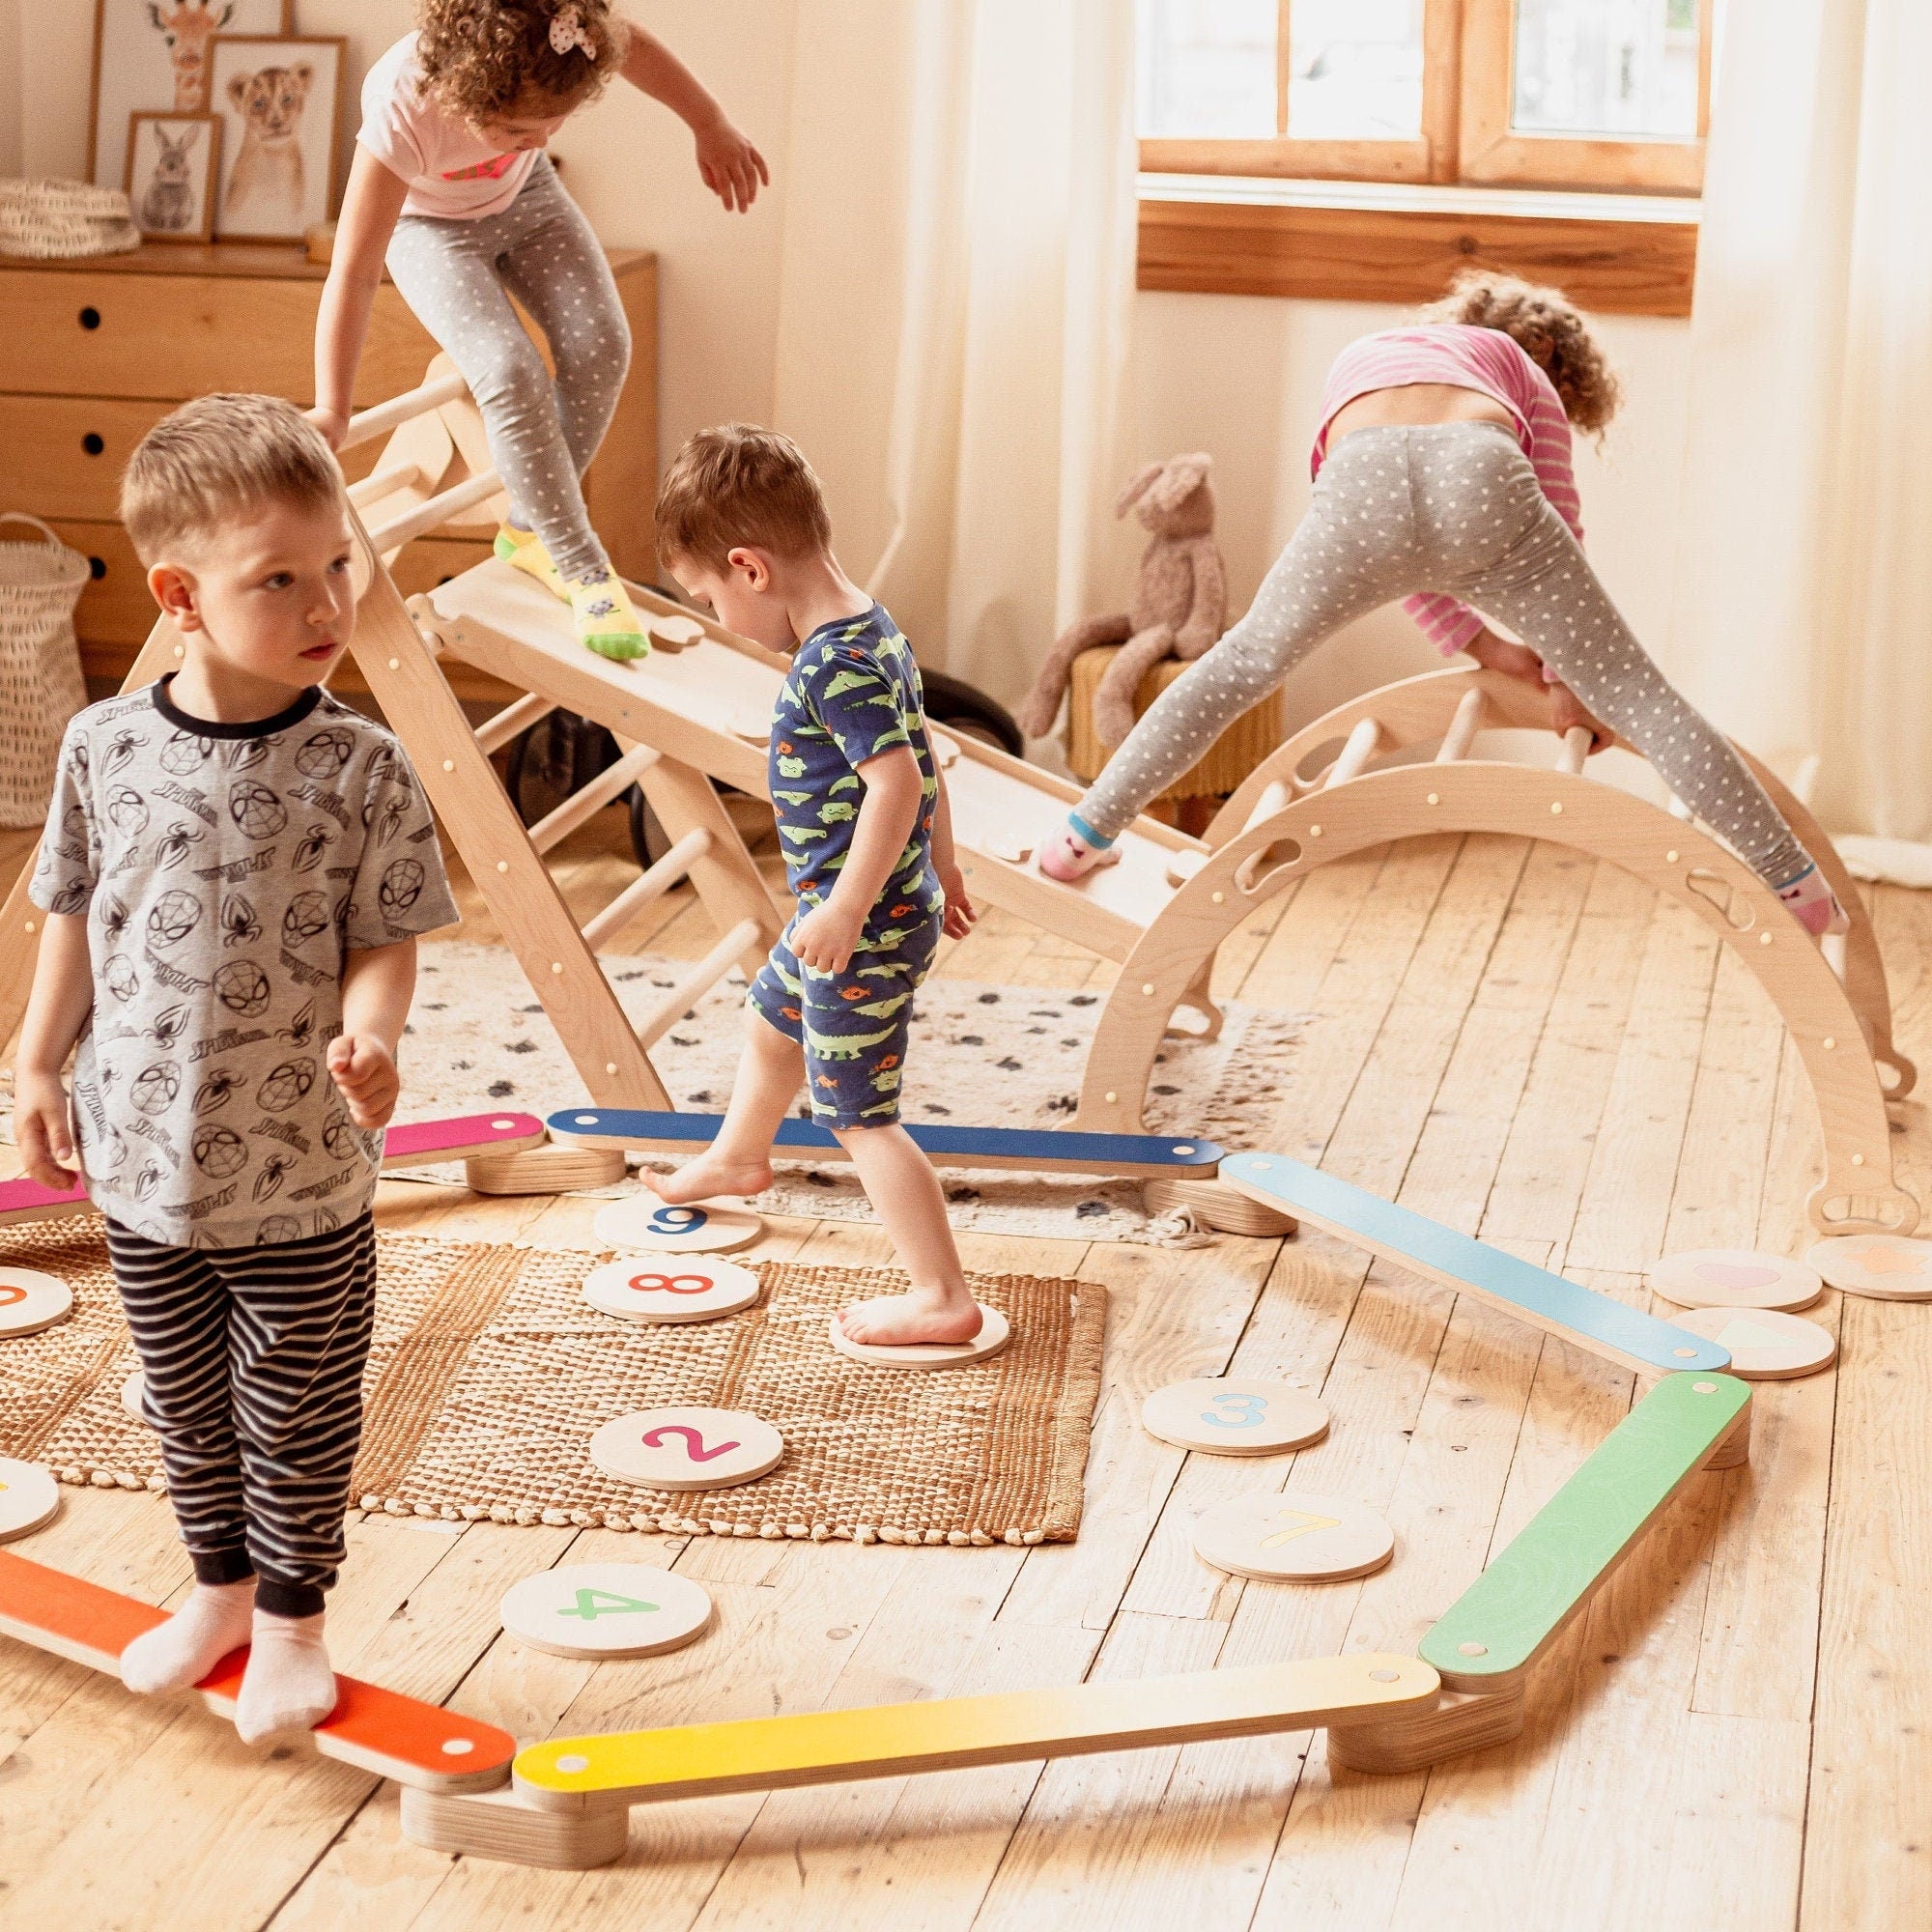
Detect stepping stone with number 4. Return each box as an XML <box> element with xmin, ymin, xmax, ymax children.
<box><xmin>1141</xmin><ymin>1378</ymin><xmax>1330</xmax><ymax>1456</ymax></box>
<box><xmin>589</xmin><ymin>1406</ymin><xmax>784</xmax><ymax>1492</ymax></box>
<box><xmin>1648</xmin><ymin>1249</ymin><xmax>1823</xmax><ymax>1312</ymax></box>
<box><xmin>500</xmin><ymin>1562</ymin><xmax>714</xmax><ymax>1659</ymax></box>
<box><xmin>593</xmin><ymin>1197</ymin><xmax>763</xmax><ymax>1255</ymax></box>
<box><xmin>0</xmin><ymin>1266</ymin><xmax>71</xmax><ymax>1339</ymax></box>
<box><xmin>1192</xmin><ymin>1490</ymin><xmax>1394</xmax><ymax>1582</ymax></box>
<box><xmin>582</xmin><ymin>1256</ymin><xmax>761</xmax><ymax>1324</ymax></box>
<box><xmin>1665</xmin><ymin>1307</ymin><xmax>1837</xmax><ymax>1380</ymax></box>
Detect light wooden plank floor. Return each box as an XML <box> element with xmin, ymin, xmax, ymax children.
<box><xmin>2</xmin><ymin>809</ymin><xmax>1927</xmax><ymax>1932</ymax></box>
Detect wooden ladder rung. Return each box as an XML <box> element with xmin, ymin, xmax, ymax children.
<box><xmin>582</xmin><ymin>827</ymin><xmax>713</xmax><ymax>952</ymax></box>
<box><xmin>338</xmin><ymin>370</ymin><xmax>469</xmax><ymax>453</ymax></box>
<box><xmin>1555</xmin><ymin>725</ymin><xmax>1592</xmax><ymax>777</ymax></box>
<box><xmin>1435</xmin><ymin>688</ymin><xmax>1486</xmax><ymax>763</ymax></box>
<box><xmin>1321</xmin><ymin>717</ymin><xmax>1383</xmax><ymax>790</ymax></box>
<box><xmin>637</xmin><ymin>917</ymin><xmax>761</xmax><ymax>1050</ymax></box>
<box><xmin>530</xmin><ymin>745</ymin><xmax>663</xmax><ymax>855</ymax></box>
<box><xmin>346</xmin><ymin>461</ymin><xmax>428</xmax><ymax>509</ymax></box>
<box><xmin>368</xmin><ymin>469</ymin><xmax>503</xmax><ymax>553</ymax></box>
<box><xmin>474</xmin><ymin>691</ymin><xmax>558</xmax><ymax>756</ymax></box>
<box><xmin>1241</xmin><ymin>779</ymin><xmax>1292</xmax><ymax>834</ymax></box>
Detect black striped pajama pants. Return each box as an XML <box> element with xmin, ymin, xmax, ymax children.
<box><xmin>105</xmin><ymin>1214</ymin><xmax>378</xmax><ymax>1618</ymax></box>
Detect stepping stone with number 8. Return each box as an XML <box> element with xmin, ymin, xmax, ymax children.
<box><xmin>582</xmin><ymin>1256</ymin><xmax>761</xmax><ymax>1323</ymax></box>
<box><xmin>500</xmin><ymin>1562</ymin><xmax>714</xmax><ymax>1659</ymax></box>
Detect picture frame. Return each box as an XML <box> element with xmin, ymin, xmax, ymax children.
<box><xmin>208</xmin><ymin>34</ymin><xmax>346</xmax><ymax>244</ymax></box>
<box><xmin>87</xmin><ymin>0</ymin><xmax>290</xmax><ymax>189</ymax></box>
<box><xmin>125</xmin><ymin>111</ymin><xmax>222</xmax><ymax>243</ymax></box>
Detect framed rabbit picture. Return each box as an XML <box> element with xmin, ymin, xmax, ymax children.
<box><xmin>126</xmin><ymin>112</ymin><xmax>222</xmax><ymax>242</ymax></box>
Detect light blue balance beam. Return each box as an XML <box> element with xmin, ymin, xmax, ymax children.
<box><xmin>1219</xmin><ymin>1151</ymin><xmax>1729</xmax><ymax>1378</ymax></box>
<box><xmin>547</xmin><ymin>1107</ymin><xmax>1224</xmax><ymax>1180</ymax></box>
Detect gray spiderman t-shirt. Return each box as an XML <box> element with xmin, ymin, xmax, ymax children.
<box><xmin>29</xmin><ymin>678</ymin><xmax>459</xmax><ymax>1249</ymax></box>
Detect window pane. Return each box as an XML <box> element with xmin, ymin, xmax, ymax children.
<box><xmin>1288</xmin><ymin>0</ymin><xmax>1424</xmax><ymax>140</ymax></box>
<box><xmin>1512</xmin><ymin>0</ymin><xmax>1700</xmax><ymax>138</ymax></box>
<box><xmin>1138</xmin><ymin>0</ymin><xmax>1278</xmax><ymax>140</ymax></box>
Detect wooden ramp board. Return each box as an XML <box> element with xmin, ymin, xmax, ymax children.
<box><xmin>512</xmin><ymin>1651</ymin><xmax>1437</xmax><ymax>1810</ymax></box>
<box><xmin>0</xmin><ymin>1548</ymin><xmax>515</xmax><ymax>1792</ymax></box>
<box><xmin>547</xmin><ymin>1106</ymin><xmax>1223</xmax><ymax>1179</ymax></box>
<box><xmin>1420</xmin><ymin>1372</ymin><xmax>1750</xmax><ymax>1691</ymax></box>
<box><xmin>428</xmin><ymin>557</ymin><xmax>1203</xmax><ymax>966</ymax></box>
<box><xmin>1220</xmin><ymin>1151</ymin><xmax>1731</xmax><ymax>1376</ymax></box>
<box><xmin>0</xmin><ymin>1112</ymin><xmax>548</xmax><ymax>1228</ymax></box>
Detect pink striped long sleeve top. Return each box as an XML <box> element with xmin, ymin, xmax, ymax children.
<box><xmin>1312</xmin><ymin>324</ymin><xmax>1583</xmax><ymax>656</ymax></box>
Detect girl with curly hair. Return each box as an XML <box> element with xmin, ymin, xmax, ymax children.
<box><xmin>312</xmin><ymin>2</ymin><xmax>766</xmax><ymax>661</ymax></box>
<box><xmin>1037</xmin><ymin>270</ymin><xmax>1844</xmax><ymax>935</ymax></box>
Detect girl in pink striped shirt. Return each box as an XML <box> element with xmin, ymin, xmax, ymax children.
<box><xmin>1040</xmin><ymin>273</ymin><xmax>1843</xmax><ymax>934</ymax></box>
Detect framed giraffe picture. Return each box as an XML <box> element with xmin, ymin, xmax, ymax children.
<box><xmin>87</xmin><ymin>0</ymin><xmax>290</xmax><ymax>190</ymax></box>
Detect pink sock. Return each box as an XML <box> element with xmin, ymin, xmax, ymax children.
<box><xmin>1037</xmin><ymin>818</ymin><xmax>1119</xmax><ymax>883</ymax></box>
<box><xmin>1776</xmin><ymin>863</ymin><xmax>1848</xmax><ymax>936</ymax></box>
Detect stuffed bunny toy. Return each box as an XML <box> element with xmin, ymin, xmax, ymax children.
<box><xmin>1017</xmin><ymin>452</ymin><xmax>1226</xmax><ymax>750</ymax></box>
<box><xmin>141</xmin><ymin>123</ymin><xmax>202</xmax><ymax>233</ymax></box>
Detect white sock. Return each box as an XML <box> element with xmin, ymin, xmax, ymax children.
<box><xmin>234</xmin><ymin>1610</ymin><xmax>338</xmax><ymax>1744</ymax></box>
<box><xmin>120</xmin><ymin>1577</ymin><xmax>256</xmax><ymax>1695</ymax></box>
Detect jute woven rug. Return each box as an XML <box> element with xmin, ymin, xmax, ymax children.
<box><xmin>0</xmin><ymin>1216</ymin><xmax>1106</xmax><ymax>1544</ymax></box>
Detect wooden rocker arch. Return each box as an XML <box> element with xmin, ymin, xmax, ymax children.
<box><xmin>1075</xmin><ymin>667</ymin><xmax>1917</xmax><ymax>1237</ymax></box>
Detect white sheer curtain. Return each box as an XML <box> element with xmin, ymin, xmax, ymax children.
<box><xmin>1667</xmin><ymin>0</ymin><xmax>1932</xmax><ymax>846</ymax></box>
<box><xmin>771</xmin><ymin>0</ymin><xmax>1140</xmax><ymax>710</ymax></box>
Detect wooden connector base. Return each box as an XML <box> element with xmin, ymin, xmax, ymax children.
<box><xmin>465</xmin><ymin>1143</ymin><xmax>628</xmax><ymax>1195</ymax></box>
<box><xmin>1326</xmin><ymin>1684</ymin><xmax>1526</xmax><ymax>1775</ymax></box>
<box><xmin>1702</xmin><ymin>1402</ymin><xmax>1753</xmax><ymax>1470</ymax></box>
<box><xmin>401</xmin><ymin>1784</ymin><xmax>630</xmax><ymax>1869</ymax></box>
<box><xmin>1143</xmin><ymin>1175</ymin><xmax>1298</xmax><ymax>1237</ymax></box>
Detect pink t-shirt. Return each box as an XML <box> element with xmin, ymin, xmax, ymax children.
<box><xmin>1312</xmin><ymin>324</ymin><xmax>1585</xmax><ymax>657</ymax></box>
<box><xmin>357</xmin><ymin>33</ymin><xmax>540</xmax><ymax>220</ymax></box>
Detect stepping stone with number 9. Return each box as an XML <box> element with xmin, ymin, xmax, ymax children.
<box><xmin>593</xmin><ymin>1197</ymin><xmax>763</xmax><ymax>1255</ymax></box>
<box><xmin>1141</xmin><ymin>1378</ymin><xmax>1330</xmax><ymax>1456</ymax></box>
<box><xmin>500</xmin><ymin>1561</ymin><xmax>714</xmax><ymax>1659</ymax></box>
<box><xmin>582</xmin><ymin>1256</ymin><xmax>761</xmax><ymax>1323</ymax></box>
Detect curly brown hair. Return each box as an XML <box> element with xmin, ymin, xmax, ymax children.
<box><xmin>416</xmin><ymin>0</ymin><xmax>625</xmax><ymax>123</ymax></box>
<box><xmin>1421</xmin><ymin>270</ymin><xmax>1621</xmax><ymax>436</ymax></box>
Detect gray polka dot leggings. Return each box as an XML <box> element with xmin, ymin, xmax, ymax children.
<box><xmin>1076</xmin><ymin>422</ymin><xmax>1810</xmax><ymax>889</ymax></box>
<box><xmin>386</xmin><ymin>155</ymin><xmax>629</xmax><ymax>585</ymax></box>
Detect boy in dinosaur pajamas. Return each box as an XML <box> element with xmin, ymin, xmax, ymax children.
<box><xmin>649</xmin><ymin>423</ymin><xmax>982</xmax><ymax>1347</ymax></box>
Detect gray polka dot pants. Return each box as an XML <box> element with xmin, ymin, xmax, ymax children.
<box><xmin>1077</xmin><ymin>423</ymin><xmax>1808</xmax><ymax>888</ymax></box>
<box><xmin>386</xmin><ymin>155</ymin><xmax>630</xmax><ymax>584</ymax></box>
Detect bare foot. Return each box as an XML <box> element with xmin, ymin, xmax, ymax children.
<box><xmin>836</xmin><ymin>1286</ymin><xmax>984</xmax><ymax>1348</ymax></box>
<box><xmin>647</xmin><ymin>1149</ymin><xmax>773</xmax><ymax>1204</ymax></box>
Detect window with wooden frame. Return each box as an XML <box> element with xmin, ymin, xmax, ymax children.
<box><xmin>1139</xmin><ymin>0</ymin><xmax>1711</xmax><ymax>195</ymax></box>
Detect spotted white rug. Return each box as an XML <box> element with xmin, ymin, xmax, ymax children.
<box><xmin>393</xmin><ymin>941</ymin><xmax>1306</xmax><ymax>1243</ymax></box>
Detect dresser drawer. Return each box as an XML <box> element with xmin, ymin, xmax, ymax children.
<box><xmin>0</xmin><ymin>270</ymin><xmax>440</xmax><ymax>404</ymax></box>
<box><xmin>50</xmin><ymin>519</ymin><xmax>157</xmax><ymax>646</ymax></box>
<box><xmin>0</xmin><ymin>398</ymin><xmax>177</xmax><ymax>519</ymax></box>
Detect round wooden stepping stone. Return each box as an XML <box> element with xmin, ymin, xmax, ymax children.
<box><xmin>0</xmin><ymin>1266</ymin><xmax>71</xmax><ymax>1339</ymax></box>
<box><xmin>500</xmin><ymin>1561</ymin><xmax>714</xmax><ymax>1659</ymax></box>
<box><xmin>827</xmin><ymin>1303</ymin><xmax>1011</xmax><ymax>1372</ymax></box>
<box><xmin>646</xmin><ymin>612</ymin><xmax>706</xmax><ymax>650</ymax></box>
<box><xmin>1805</xmin><ymin>1235</ymin><xmax>1932</xmax><ymax>1300</ymax></box>
<box><xmin>0</xmin><ymin>1457</ymin><xmax>60</xmax><ymax>1541</ymax></box>
<box><xmin>582</xmin><ymin>1255</ymin><xmax>761</xmax><ymax>1324</ymax></box>
<box><xmin>588</xmin><ymin>1406</ymin><xmax>783</xmax><ymax>1492</ymax></box>
<box><xmin>593</xmin><ymin>1196</ymin><xmax>763</xmax><ymax>1255</ymax></box>
<box><xmin>122</xmin><ymin>1370</ymin><xmax>147</xmax><ymax>1424</ymax></box>
<box><xmin>1192</xmin><ymin>1490</ymin><xmax>1394</xmax><ymax>1583</ymax></box>
<box><xmin>467</xmin><ymin>1142</ymin><xmax>627</xmax><ymax>1195</ymax></box>
<box><xmin>1141</xmin><ymin>1378</ymin><xmax>1330</xmax><ymax>1456</ymax></box>
<box><xmin>1649</xmin><ymin>1249</ymin><xmax>1823</xmax><ymax>1313</ymax></box>
<box><xmin>1665</xmin><ymin>1306</ymin><xmax>1837</xmax><ymax>1380</ymax></box>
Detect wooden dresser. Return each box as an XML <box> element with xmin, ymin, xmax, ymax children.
<box><xmin>0</xmin><ymin>241</ymin><xmax>657</xmax><ymax>696</ymax></box>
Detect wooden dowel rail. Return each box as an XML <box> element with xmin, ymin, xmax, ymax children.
<box><xmin>368</xmin><ymin>469</ymin><xmax>504</xmax><ymax>554</ymax></box>
<box><xmin>1242</xmin><ymin>779</ymin><xmax>1292</xmax><ymax>834</ymax></box>
<box><xmin>529</xmin><ymin>745</ymin><xmax>663</xmax><ymax>856</ymax></box>
<box><xmin>474</xmin><ymin>692</ymin><xmax>559</xmax><ymax>757</ymax></box>
<box><xmin>1322</xmin><ymin>717</ymin><xmax>1383</xmax><ymax>790</ymax></box>
<box><xmin>581</xmin><ymin>828</ymin><xmax>714</xmax><ymax>952</ymax></box>
<box><xmin>346</xmin><ymin>462</ymin><xmax>427</xmax><ymax>509</ymax></box>
<box><xmin>637</xmin><ymin>918</ymin><xmax>762</xmax><ymax>1050</ymax></box>
<box><xmin>339</xmin><ymin>371</ymin><xmax>469</xmax><ymax>453</ymax></box>
<box><xmin>1435</xmin><ymin>688</ymin><xmax>1486</xmax><ymax>763</ymax></box>
<box><xmin>1555</xmin><ymin>725</ymin><xmax>1592</xmax><ymax>777</ymax></box>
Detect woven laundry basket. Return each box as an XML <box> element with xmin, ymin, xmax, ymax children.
<box><xmin>0</xmin><ymin>516</ymin><xmax>90</xmax><ymax>827</ymax></box>
<box><xmin>0</xmin><ymin>179</ymin><xmax>141</xmax><ymax>260</ymax></box>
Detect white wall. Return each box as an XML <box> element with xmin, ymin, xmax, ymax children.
<box><xmin>11</xmin><ymin>3</ymin><xmax>1694</xmax><ymax>736</ymax></box>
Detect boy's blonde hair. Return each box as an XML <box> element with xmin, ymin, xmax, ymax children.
<box><xmin>655</xmin><ymin>423</ymin><xmax>833</xmax><ymax>574</ymax></box>
<box><xmin>1420</xmin><ymin>270</ymin><xmax>1622</xmax><ymax>436</ymax></box>
<box><xmin>417</xmin><ymin>0</ymin><xmax>623</xmax><ymax>122</ymax></box>
<box><xmin>120</xmin><ymin>393</ymin><xmax>345</xmax><ymax>566</ymax></box>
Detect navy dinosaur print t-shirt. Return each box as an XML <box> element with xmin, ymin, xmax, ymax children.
<box><xmin>767</xmin><ymin>605</ymin><xmax>940</xmax><ymax>923</ymax></box>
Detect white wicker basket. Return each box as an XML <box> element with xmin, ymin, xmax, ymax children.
<box><xmin>0</xmin><ymin>179</ymin><xmax>142</xmax><ymax>261</ymax></box>
<box><xmin>0</xmin><ymin>515</ymin><xmax>91</xmax><ymax>827</ymax></box>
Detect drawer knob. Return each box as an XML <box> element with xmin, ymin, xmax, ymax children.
<box><xmin>88</xmin><ymin>556</ymin><xmax>106</xmax><ymax>581</ymax></box>
<box><xmin>78</xmin><ymin>307</ymin><xmax>101</xmax><ymax>330</ymax></box>
<box><xmin>82</xmin><ymin>433</ymin><xmax>104</xmax><ymax>456</ymax></box>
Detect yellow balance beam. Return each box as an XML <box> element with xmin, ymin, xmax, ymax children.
<box><xmin>513</xmin><ymin>1652</ymin><xmax>1438</xmax><ymax>1810</ymax></box>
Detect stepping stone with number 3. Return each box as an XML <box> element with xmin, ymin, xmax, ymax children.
<box><xmin>500</xmin><ymin>1562</ymin><xmax>714</xmax><ymax>1659</ymax></box>
<box><xmin>1141</xmin><ymin>1378</ymin><xmax>1330</xmax><ymax>1456</ymax></box>
<box><xmin>589</xmin><ymin>1406</ymin><xmax>784</xmax><ymax>1492</ymax></box>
